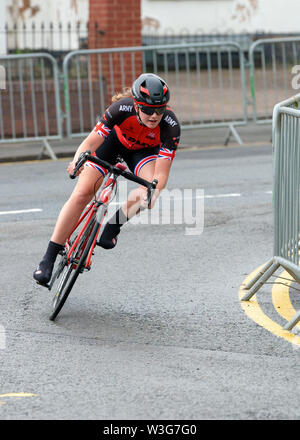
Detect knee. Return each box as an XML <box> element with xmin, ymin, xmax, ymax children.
<box><xmin>70</xmin><ymin>187</ymin><xmax>94</xmax><ymax>207</ymax></box>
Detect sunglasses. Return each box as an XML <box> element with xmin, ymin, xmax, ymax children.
<box><xmin>138</xmin><ymin>105</ymin><xmax>166</xmax><ymax>116</ymax></box>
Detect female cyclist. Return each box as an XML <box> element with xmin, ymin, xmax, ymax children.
<box><xmin>33</xmin><ymin>73</ymin><xmax>181</xmax><ymax>286</ymax></box>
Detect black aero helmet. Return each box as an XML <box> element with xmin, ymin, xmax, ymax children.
<box><xmin>131</xmin><ymin>73</ymin><xmax>170</xmax><ymax>107</ymax></box>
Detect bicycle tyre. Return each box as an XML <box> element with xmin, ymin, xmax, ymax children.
<box><xmin>49</xmin><ymin>219</ymin><xmax>101</xmax><ymax>321</ymax></box>
<box><xmin>49</xmin><ymin>260</ymin><xmax>75</xmax><ymax>321</ymax></box>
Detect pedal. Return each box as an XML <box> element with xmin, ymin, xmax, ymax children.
<box><xmin>36</xmin><ymin>281</ymin><xmax>51</xmax><ymax>290</ymax></box>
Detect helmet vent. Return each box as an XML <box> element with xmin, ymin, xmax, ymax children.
<box><xmin>140</xmin><ymin>86</ymin><xmax>150</xmax><ymax>96</ymax></box>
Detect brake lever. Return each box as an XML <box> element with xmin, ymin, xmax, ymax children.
<box><xmin>152</xmin><ymin>179</ymin><xmax>158</xmax><ymax>189</ymax></box>
<box><xmin>147</xmin><ymin>179</ymin><xmax>158</xmax><ymax>207</ymax></box>
<box><xmin>70</xmin><ymin>150</ymin><xmax>91</xmax><ymax>179</ymax></box>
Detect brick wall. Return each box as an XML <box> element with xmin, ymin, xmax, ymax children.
<box><xmin>0</xmin><ymin>79</ymin><xmax>105</xmax><ymax>139</ymax></box>
<box><xmin>0</xmin><ymin>81</ymin><xmax>61</xmax><ymax>139</ymax></box>
<box><xmin>89</xmin><ymin>0</ymin><xmax>142</xmax><ymax>49</ymax></box>
<box><xmin>88</xmin><ymin>0</ymin><xmax>142</xmax><ymax>99</ymax></box>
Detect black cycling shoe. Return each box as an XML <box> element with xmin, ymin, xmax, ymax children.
<box><xmin>33</xmin><ymin>259</ymin><xmax>54</xmax><ymax>286</ymax></box>
<box><xmin>97</xmin><ymin>222</ymin><xmax>120</xmax><ymax>249</ymax></box>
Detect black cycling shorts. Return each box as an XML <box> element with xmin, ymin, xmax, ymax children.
<box><xmin>85</xmin><ymin>129</ymin><xmax>159</xmax><ymax>177</ymax></box>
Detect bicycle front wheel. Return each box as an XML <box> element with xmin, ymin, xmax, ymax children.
<box><xmin>49</xmin><ymin>219</ymin><xmax>101</xmax><ymax>321</ymax></box>
<box><xmin>49</xmin><ymin>258</ymin><xmax>78</xmax><ymax>321</ymax></box>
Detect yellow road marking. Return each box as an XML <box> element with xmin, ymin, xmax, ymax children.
<box><xmin>0</xmin><ymin>393</ymin><xmax>36</xmax><ymax>398</ymax></box>
<box><xmin>0</xmin><ymin>157</ymin><xmax>69</xmax><ymax>166</ymax></box>
<box><xmin>271</xmin><ymin>270</ymin><xmax>300</xmax><ymax>326</ymax></box>
<box><xmin>239</xmin><ymin>264</ymin><xmax>300</xmax><ymax>346</ymax></box>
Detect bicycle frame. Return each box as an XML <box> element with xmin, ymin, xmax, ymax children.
<box><xmin>65</xmin><ymin>165</ymin><xmax>121</xmax><ymax>271</ymax></box>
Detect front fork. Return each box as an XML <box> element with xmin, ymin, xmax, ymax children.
<box><xmin>82</xmin><ymin>173</ymin><xmax>118</xmax><ymax>270</ymax></box>
<box><xmin>61</xmin><ymin>172</ymin><xmax>117</xmax><ymax>272</ymax></box>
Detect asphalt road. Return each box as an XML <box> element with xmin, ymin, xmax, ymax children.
<box><xmin>1</xmin><ymin>145</ymin><xmax>300</xmax><ymax>421</ymax></box>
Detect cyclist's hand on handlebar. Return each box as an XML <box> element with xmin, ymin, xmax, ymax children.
<box><xmin>67</xmin><ymin>160</ymin><xmax>83</xmax><ymax>177</ymax></box>
<box><xmin>139</xmin><ymin>179</ymin><xmax>159</xmax><ymax>209</ymax></box>
<box><xmin>147</xmin><ymin>187</ymin><xmax>160</xmax><ymax>209</ymax></box>
<box><xmin>68</xmin><ymin>150</ymin><xmax>91</xmax><ymax>178</ymax></box>
<box><xmin>67</xmin><ymin>160</ymin><xmax>76</xmax><ymax>176</ymax></box>
<box><xmin>139</xmin><ymin>188</ymin><xmax>150</xmax><ymax>209</ymax></box>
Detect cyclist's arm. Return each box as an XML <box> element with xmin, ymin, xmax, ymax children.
<box><xmin>73</xmin><ymin>130</ymin><xmax>105</xmax><ymax>164</ymax></box>
<box><xmin>153</xmin><ymin>156</ymin><xmax>172</xmax><ymax>191</ymax></box>
<box><xmin>155</xmin><ymin>108</ymin><xmax>180</xmax><ymax>190</ymax></box>
<box><xmin>67</xmin><ymin>131</ymin><xmax>105</xmax><ymax>176</ymax></box>
<box><xmin>71</xmin><ymin>99</ymin><xmax>130</xmax><ymax>169</ymax></box>
<box><xmin>143</xmin><ymin>156</ymin><xmax>172</xmax><ymax>209</ymax></box>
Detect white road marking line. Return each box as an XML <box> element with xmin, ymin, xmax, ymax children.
<box><xmin>0</xmin><ymin>191</ymin><xmax>272</xmax><ymax>214</ymax></box>
<box><xmin>0</xmin><ymin>208</ymin><xmax>43</xmax><ymax>216</ymax></box>
<box><xmin>203</xmin><ymin>193</ymin><xmax>241</xmax><ymax>199</ymax></box>
<box><xmin>111</xmin><ymin>193</ymin><xmax>242</xmax><ymax>206</ymax></box>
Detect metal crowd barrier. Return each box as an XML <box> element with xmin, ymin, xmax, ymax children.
<box><xmin>0</xmin><ymin>53</ymin><xmax>62</xmax><ymax>159</ymax></box>
<box><xmin>241</xmin><ymin>93</ymin><xmax>300</xmax><ymax>331</ymax></box>
<box><xmin>2</xmin><ymin>37</ymin><xmax>300</xmax><ymax>158</ymax></box>
<box><xmin>63</xmin><ymin>42</ymin><xmax>248</xmax><ymax>145</ymax></box>
<box><xmin>249</xmin><ymin>37</ymin><xmax>300</xmax><ymax>124</ymax></box>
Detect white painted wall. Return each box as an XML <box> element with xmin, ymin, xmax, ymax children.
<box><xmin>0</xmin><ymin>0</ymin><xmax>7</xmax><ymax>54</ymax></box>
<box><xmin>6</xmin><ymin>0</ymin><xmax>89</xmax><ymax>50</ymax></box>
<box><xmin>6</xmin><ymin>0</ymin><xmax>89</xmax><ymax>24</ymax></box>
<box><xmin>142</xmin><ymin>0</ymin><xmax>300</xmax><ymax>34</ymax></box>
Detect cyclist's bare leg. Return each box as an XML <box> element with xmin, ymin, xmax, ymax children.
<box><xmin>51</xmin><ymin>166</ymin><xmax>104</xmax><ymax>245</ymax></box>
<box><xmin>98</xmin><ymin>161</ymin><xmax>157</xmax><ymax>249</ymax></box>
<box><xmin>34</xmin><ymin>166</ymin><xmax>103</xmax><ymax>284</ymax></box>
<box><xmin>123</xmin><ymin>160</ymin><xmax>157</xmax><ymax>218</ymax></box>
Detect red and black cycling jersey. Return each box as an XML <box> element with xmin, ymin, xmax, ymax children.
<box><xmin>93</xmin><ymin>97</ymin><xmax>180</xmax><ymax>160</ymax></box>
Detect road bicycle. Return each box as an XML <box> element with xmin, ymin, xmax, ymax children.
<box><xmin>43</xmin><ymin>151</ymin><xmax>157</xmax><ymax>321</ymax></box>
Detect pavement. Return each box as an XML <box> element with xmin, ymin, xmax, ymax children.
<box><xmin>0</xmin><ymin>121</ymin><xmax>272</xmax><ymax>163</ymax></box>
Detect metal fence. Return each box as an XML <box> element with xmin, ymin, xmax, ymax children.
<box><xmin>63</xmin><ymin>42</ymin><xmax>248</xmax><ymax>144</ymax></box>
<box><xmin>2</xmin><ymin>23</ymin><xmax>280</xmax><ymax>53</ymax></box>
<box><xmin>241</xmin><ymin>93</ymin><xmax>300</xmax><ymax>331</ymax></box>
<box><xmin>2</xmin><ymin>37</ymin><xmax>300</xmax><ymax>157</ymax></box>
<box><xmin>0</xmin><ymin>53</ymin><xmax>62</xmax><ymax>159</ymax></box>
<box><xmin>249</xmin><ymin>37</ymin><xmax>300</xmax><ymax>123</ymax></box>
<box><xmin>3</xmin><ymin>21</ymin><xmax>91</xmax><ymax>52</ymax></box>
<box><xmin>143</xmin><ymin>31</ymin><xmax>254</xmax><ymax>52</ymax></box>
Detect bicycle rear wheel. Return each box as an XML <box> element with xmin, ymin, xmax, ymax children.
<box><xmin>49</xmin><ymin>218</ymin><xmax>100</xmax><ymax>321</ymax></box>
